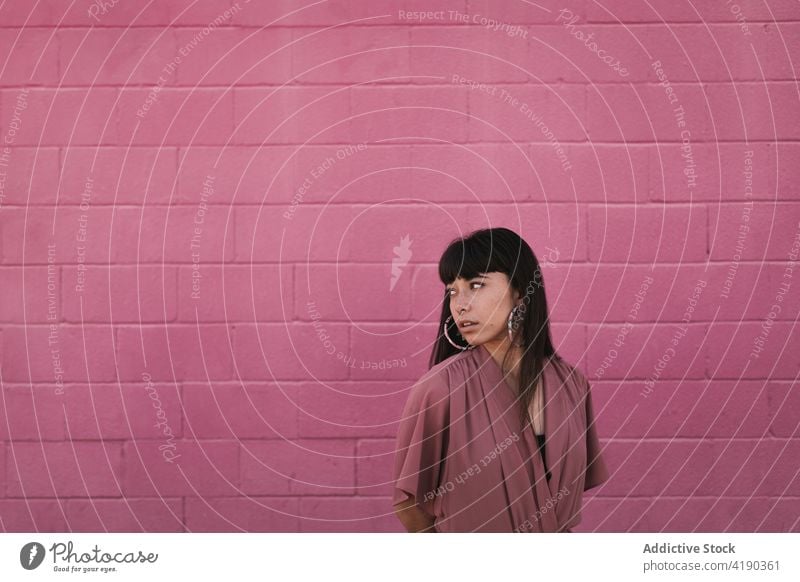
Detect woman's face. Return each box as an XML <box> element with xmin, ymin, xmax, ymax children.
<box><xmin>446</xmin><ymin>271</ymin><xmax>521</xmax><ymax>347</ymax></box>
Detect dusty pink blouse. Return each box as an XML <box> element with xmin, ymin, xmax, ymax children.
<box><xmin>392</xmin><ymin>343</ymin><xmax>609</xmax><ymax>532</ymax></box>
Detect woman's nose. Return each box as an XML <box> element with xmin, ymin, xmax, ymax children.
<box><xmin>454</xmin><ymin>296</ymin><xmax>470</xmax><ymax>313</ymax></box>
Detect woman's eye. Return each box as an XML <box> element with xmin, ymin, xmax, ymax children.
<box><xmin>446</xmin><ymin>282</ymin><xmax>483</xmax><ymax>295</ymax></box>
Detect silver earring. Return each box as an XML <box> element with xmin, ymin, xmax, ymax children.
<box><xmin>507</xmin><ymin>305</ymin><xmax>524</xmax><ymax>346</ymax></box>
<box><xmin>444</xmin><ymin>315</ymin><xmax>475</xmax><ymax>351</ymax></box>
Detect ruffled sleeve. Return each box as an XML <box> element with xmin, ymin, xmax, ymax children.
<box><xmin>392</xmin><ymin>369</ymin><xmax>450</xmax><ymax>516</ymax></box>
<box><xmin>583</xmin><ymin>380</ymin><xmax>610</xmax><ymax>491</ymax></box>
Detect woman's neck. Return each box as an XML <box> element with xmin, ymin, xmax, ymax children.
<box><xmin>483</xmin><ymin>339</ymin><xmax>523</xmax><ymax>381</ymax></box>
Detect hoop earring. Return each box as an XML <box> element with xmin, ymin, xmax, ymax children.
<box><xmin>444</xmin><ymin>315</ymin><xmax>475</xmax><ymax>351</ymax></box>
<box><xmin>507</xmin><ymin>305</ymin><xmax>524</xmax><ymax>347</ymax></box>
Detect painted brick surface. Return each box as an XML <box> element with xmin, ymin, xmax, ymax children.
<box><xmin>0</xmin><ymin>0</ymin><xmax>798</xmax><ymax>533</ymax></box>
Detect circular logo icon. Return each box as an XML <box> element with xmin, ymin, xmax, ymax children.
<box><xmin>20</xmin><ymin>542</ymin><xmax>46</xmax><ymax>570</ymax></box>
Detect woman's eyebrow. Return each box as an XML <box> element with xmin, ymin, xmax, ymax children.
<box><xmin>446</xmin><ymin>275</ymin><xmax>488</xmax><ymax>288</ymax></box>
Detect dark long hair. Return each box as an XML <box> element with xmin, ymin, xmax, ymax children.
<box><xmin>430</xmin><ymin>227</ymin><xmax>560</xmax><ymax>433</ymax></box>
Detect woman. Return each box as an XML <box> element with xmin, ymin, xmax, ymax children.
<box><xmin>392</xmin><ymin>227</ymin><xmax>609</xmax><ymax>532</ymax></box>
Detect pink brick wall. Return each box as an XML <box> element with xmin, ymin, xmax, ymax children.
<box><xmin>0</xmin><ymin>0</ymin><xmax>798</xmax><ymax>532</ymax></box>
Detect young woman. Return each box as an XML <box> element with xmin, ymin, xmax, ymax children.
<box><xmin>392</xmin><ymin>227</ymin><xmax>609</xmax><ymax>532</ymax></box>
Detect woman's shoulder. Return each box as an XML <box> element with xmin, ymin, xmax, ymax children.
<box><xmin>406</xmin><ymin>350</ymin><xmax>472</xmax><ymax>402</ymax></box>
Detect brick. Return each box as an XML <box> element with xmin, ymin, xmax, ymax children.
<box><xmin>60</xmin><ymin>147</ymin><xmax>178</xmax><ymax>206</ymax></box>
<box><xmin>587</xmin><ymin>84</ymin><xmax>712</xmax><ymax>143</ymax></box>
<box><xmin>755</xmin><ymin>440</ymin><xmax>800</xmax><ymax>496</ymax></box>
<box><xmin>164</xmin><ymin>0</ymin><xmax>241</xmax><ymax>26</ymax></box>
<box><xmin>587</xmin><ymin>322</ymin><xmax>707</xmax><ymax>379</ymax></box>
<box><xmin>122</xmin><ymin>440</ymin><xmax>239</xmax><ymax>496</ymax></box>
<box><xmin>63</xmin><ymin>382</ymin><xmax>182</xmax><ymax>440</ymax></box>
<box><xmin>297</xmin><ymin>382</ymin><xmax>408</xmax><ymax>438</ymax></box>
<box><xmin>650</xmin><ymin>142</ymin><xmax>770</xmax><ymax>202</ymax></box>
<box><xmin>299</xmin><ymin>496</ymin><xmax>399</xmax><ymax>532</ymax></box>
<box><xmin>546</xmin><ymin>144</ymin><xmax>649</xmax><ymax>203</ymax></box>
<box><xmin>597</xmin><ymin>440</ymin><xmax>771</xmax><ymax>497</ymax></box>
<box><xmin>553</xmin><ymin>264</ymin><xmax>724</xmax><ymax>323</ymax></box>
<box><xmin>234</xmin><ymin>204</ymin><xmax>355</xmax><ymax>262</ymax></box>
<box><xmin>0</xmin><ymin>88</ymin><xmax>118</xmax><ymax>146</ymax></box>
<box><xmin>240</xmin><ymin>439</ymin><xmax>355</xmax><ymax>495</ymax></box>
<box><xmin>233</xmin><ymin>87</ymin><xmax>352</xmax><ymax>145</ymax></box>
<box><xmin>6</xmin><ymin>441</ymin><xmax>123</xmax><ymax>497</ymax></box>
<box><xmin>467</xmin><ymin>84</ymin><xmax>584</xmax><ymax>142</ymax></box>
<box><xmin>0</xmin><ymin>207</ymin><xmax>117</xmax><ymax>266</ymax></box>
<box><xmin>230</xmin><ymin>0</ymin><xmax>468</xmax><ymax>26</ymax></box>
<box><xmin>294</xmin><ymin>264</ymin><xmax>411</xmax><ymax>322</ymax></box>
<box><xmin>409</xmin><ymin>143</ymin><xmax>532</xmax><ymax>203</ymax></box>
<box><xmin>0</xmin><ymin>147</ymin><xmax>59</xmax><ymax>206</ymax></box>
<box><xmin>709</xmin><ymin>202</ymin><xmax>800</xmax><ymax>261</ymax></box>
<box><xmin>1</xmin><ymin>325</ymin><xmax>117</xmax><ymax>383</ymax></box>
<box><xmin>338</xmin><ymin>203</ymin><xmax>472</xmax><ymax>263</ymax></box>
<box><xmin>410</xmin><ymin>26</ymin><xmax>527</xmax><ymax>84</ymax></box>
<box><xmin>588</xmin><ymin>204</ymin><xmax>707</xmax><ymax>262</ymax></box>
<box><xmin>184</xmin><ymin>496</ymin><xmax>299</xmax><ymax>532</ymax></box>
<box><xmin>292</xmin><ymin>26</ymin><xmax>410</xmax><ymax>84</ymax></box>
<box><xmin>174</xmin><ymin>28</ymin><xmax>292</xmax><ymax>85</ymax></box>
<box><xmin>291</xmin><ymin>144</ymin><xmax>406</xmax><ymax>204</ymax></box>
<box><xmin>0</xmin><ymin>500</ymin><xmax>68</xmax><ymax>531</ymax></box>
<box><xmin>771</xmin><ymin>142</ymin><xmax>800</xmax><ymax>200</ymax></box>
<box><xmin>182</xmin><ymin>382</ymin><xmax>298</xmax><ymax>439</ymax></box>
<box><xmin>526</xmin><ymin>24</ymin><xmax>640</xmax><ymax>83</ymax></box>
<box><xmin>583</xmin><ymin>497</ymin><xmax>783</xmax><ymax>532</ymax></box>
<box><xmin>469</xmin><ymin>0</ymin><xmax>585</xmax><ymax>24</ymax></box>
<box><xmin>706</xmin><ymin>83</ymin><xmax>800</xmax><ymax>141</ymax></box>
<box><xmin>706</xmin><ymin>322</ymin><xmax>800</xmax><ymax>379</ymax></box>
<box><xmin>328</xmin><ymin>143</ymin><xmax>412</xmax><ymax>202</ymax></box>
<box><xmin>62</xmin><ymin>265</ymin><xmax>178</xmax><ymax>323</ymax></box>
<box><xmin>116</xmin><ymin>324</ymin><xmax>233</xmax><ymax>382</ymax></box>
<box><xmin>116</xmin><ymin>88</ymin><xmax>235</xmax><ymax>146</ymax></box>
<box><xmin>348</xmin><ymin>323</ymin><xmax>435</xmax><ymax>382</ymax></box>
<box><xmin>176</xmin><ymin>146</ymin><xmax>296</xmax><ymax>205</ymax></box>
<box><xmin>231</xmin><ymin>323</ymin><xmax>350</xmax><ymax>381</ymax></box>
<box><xmin>591</xmin><ymin>380</ymin><xmax>770</xmax><ymax>438</ymax></box>
<box><xmin>586</xmin><ymin>0</ymin><xmax>800</xmax><ymax>22</ymax></box>
<box><xmin>58</xmin><ymin>28</ymin><xmax>179</xmax><ymax>86</ymax></box>
<box><xmin>549</xmin><ymin>324</ymin><xmax>586</xmax><ymax>364</ymax></box>
<box><xmin>0</xmin><ymin>266</ymin><xmax>56</xmax><ymax>323</ymax></box>
<box><xmin>0</xmin><ymin>0</ymin><xmax>172</xmax><ymax>25</ymax></box>
<box><xmin>0</xmin><ymin>385</ymin><xmax>65</xmax><ymax>441</ymax></box>
<box><xmin>768</xmin><ymin>382</ymin><xmax>800</xmax><ymax>437</ymax></box>
<box><xmin>176</xmin><ymin>263</ymin><xmax>293</xmax><ymax>322</ymax></box>
<box><xmin>646</xmin><ymin>24</ymin><xmax>800</xmax><ymax>82</ymax></box>
<box><xmin>0</xmin><ymin>30</ymin><xmax>59</xmax><ymax>86</ymax></box>
<box><xmin>110</xmin><ymin>205</ymin><xmax>235</xmax><ymax>264</ymax></box>
<box><xmin>351</xmin><ymin>85</ymin><xmax>469</xmax><ymax>144</ymax></box>
<box><xmin>66</xmin><ymin>498</ymin><xmax>184</xmax><ymax>532</ymax></box>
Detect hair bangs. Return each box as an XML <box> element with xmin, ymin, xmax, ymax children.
<box><xmin>438</xmin><ymin>235</ymin><xmax>501</xmax><ymax>285</ymax></box>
